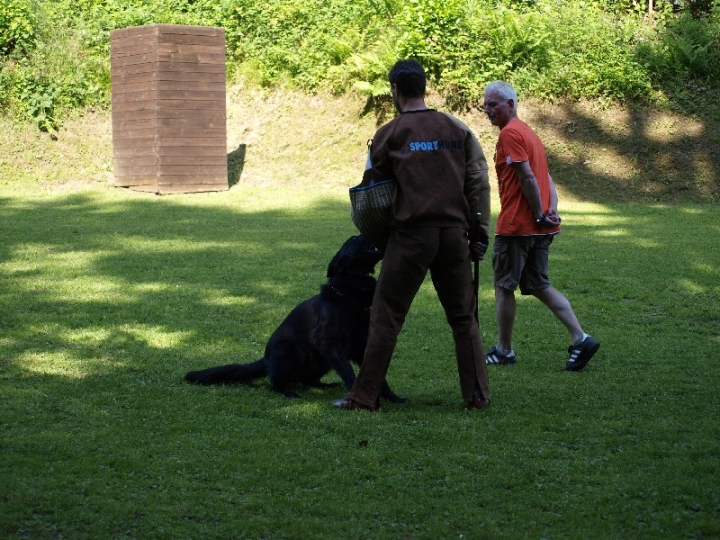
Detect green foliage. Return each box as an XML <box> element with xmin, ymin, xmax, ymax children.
<box><xmin>15</xmin><ymin>70</ymin><xmax>58</xmax><ymax>133</ymax></box>
<box><xmin>0</xmin><ymin>0</ymin><xmax>36</xmax><ymax>57</ymax></box>
<box><xmin>513</xmin><ymin>1</ymin><xmax>653</xmax><ymax>102</ymax></box>
<box><xmin>2</xmin><ymin>0</ymin><xmax>720</xmax><ymax>128</ymax></box>
<box><xmin>636</xmin><ymin>11</ymin><xmax>720</xmax><ymax>82</ymax></box>
<box><xmin>223</xmin><ymin>0</ymin><xmax>390</xmax><ymax>90</ymax></box>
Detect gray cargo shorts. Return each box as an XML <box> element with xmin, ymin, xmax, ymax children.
<box><xmin>492</xmin><ymin>234</ymin><xmax>558</xmax><ymax>295</ymax></box>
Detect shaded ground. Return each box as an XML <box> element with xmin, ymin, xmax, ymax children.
<box><xmin>1</xmin><ymin>85</ymin><xmax>718</xmax><ymax>204</ymax></box>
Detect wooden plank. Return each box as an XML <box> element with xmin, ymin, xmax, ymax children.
<box><xmin>111</xmin><ymin>37</ymin><xmax>162</xmax><ymax>58</ymax></box>
<box><xmin>158</xmin><ymin>183</ymin><xmax>228</xmax><ymax>194</ymax></box>
<box><xmin>112</xmin><ymin>107</ymin><xmax>225</xmax><ymax>121</ymax></box>
<box><xmin>120</xmin><ymin>184</ymin><xmax>159</xmax><ymax>193</ymax></box>
<box><xmin>159</xmin><ymin>81</ymin><xmax>226</xmax><ymax>93</ymax></box>
<box><xmin>112</xmin><ymin>81</ymin><xmax>159</xmax><ymax>93</ymax></box>
<box><xmin>156</xmin><ymin>90</ymin><xmax>225</xmax><ymax>101</ymax></box>
<box><xmin>157</xmin><ymin>175</ymin><xmax>228</xmax><ymax>189</ymax></box>
<box><xmin>112</xmin><ymin>116</ymin><xmax>158</xmax><ymax>130</ymax></box>
<box><xmin>156</xmin><ymin>137</ymin><xmax>227</xmax><ymax>147</ymax></box>
<box><xmin>112</xmin><ymin>126</ymin><xmax>158</xmax><ymax>138</ymax></box>
<box><xmin>110</xmin><ymin>101</ymin><xmax>158</xmax><ymax>113</ymax></box>
<box><xmin>112</xmin><ymin>124</ymin><xmax>225</xmax><ymax>139</ymax></box>
<box><xmin>112</xmin><ymin>70</ymin><xmax>225</xmax><ymax>86</ymax></box>
<box><xmin>156</xmin><ymin>145</ymin><xmax>227</xmax><ymax>157</ymax></box>
<box><xmin>113</xmin><ymin>117</ymin><xmax>225</xmax><ymax>132</ymax></box>
<box><xmin>156</xmin><ymin>127</ymin><xmax>226</xmax><ymax>138</ymax></box>
<box><xmin>112</xmin><ymin>174</ymin><xmax>159</xmax><ymax>185</ymax></box>
<box><xmin>158</xmin><ymin>171</ymin><xmax>227</xmax><ymax>181</ymax></box>
<box><xmin>113</xmin><ymin>41</ymin><xmax>226</xmax><ymax>59</ymax></box>
<box><xmin>113</xmin><ymin>81</ymin><xmax>227</xmax><ymax>95</ymax></box>
<box><xmin>113</xmin><ymin>145</ymin><xmax>158</xmax><ymax>157</ymax></box>
<box><xmin>111</xmin><ymin>85</ymin><xmax>227</xmax><ymax>100</ymax></box>
<box><xmin>113</xmin><ymin>175</ymin><xmax>158</xmax><ymax>186</ymax></box>
<box><xmin>157</xmin><ymin>155</ymin><xmax>227</xmax><ymax>166</ymax></box>
<box><xmin>111</xmin><ymin>25</ymin><xmax>223</xmax><ymax>43</ymax></box>
<box><xmin>154</xmin><ymin>24</ymin><xmax>224</xmax><ymax>37</ymax></box>
<box><xmin>157</xmin><ymin>33</ymin><xmax>225</xmax><ymax>46</ymax></box>
<box><xmin>153</xmin><ymin>117</ymin><xmax>225</xmax><ymax>129</ymax></box>
<box><xmin>112</xmin><ymin>99</ymin><xmax>224</xmax><ymax>113</ymax></box>
<box><xmin>113</xmin><ymin>155</ymin><xmax>159</xmax><ymax>168</ymax></box>
<box><xmin>110</xmin><ymin>26</ymin><xmax>158</xmax><ymax>43</ymax></box>
<box><xmin>109</xmin><ymin>63</ymin><xmax>157</xmax><ymax>77</ymax></box>
<box><xmin>156</xmin><ymin>52</ymin><xmax>226</xmax><ymax>65</ymax></box>
<box><xmin>111</xmin><ymin>137</ymin><xmax>158</xmax><ymax>149</ymax></box>
<box><xmin>158</xmin><ymin>43</ymin><xmax>224</xmax><ymax>55</ymax></box>
<box><xmin>112</xmin><ymin>62</ymin><xmax>225</xmax><ymax>75</ymax></box>
<box><xmin>115</xmin><ymin>165</ymin><xmax>227</xmax><ymax>177</ymax></box>
<box><xmin>111</xmin><ymin>91</ymin><xmax>158</xmax><ymax>104</ymax></box>
<box><xmin>112</xmin><ymin>52</ymin><xmax>225</xmax><ymax>67</ymax></box>
<box><xmin>113</xmin><ymin>136</ymin><xmax>228</xmax><ymax>149</ymax></box>
<box><xmin>111</xmin><ymin>54</ymin><xmax>160</xmax><ymax>68</ymax></box>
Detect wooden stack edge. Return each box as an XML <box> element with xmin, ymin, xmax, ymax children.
<box><xmin>110</xmin><ymin>24</ymin><xmax>228</xmax><ymax>194</ymax></box>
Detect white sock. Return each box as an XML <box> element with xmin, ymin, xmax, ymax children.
<box><xmin>573</xmin><ymin>333</ymin><xmax>588</xmax><ymax>346</ymax></box>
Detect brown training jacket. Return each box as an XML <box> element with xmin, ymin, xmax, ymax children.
<box><xmin>368</xmin><ymin>109</ymin><xmax>491</xmax><ymax>241</ymax></box>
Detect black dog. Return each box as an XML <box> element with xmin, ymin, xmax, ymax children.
<box><xmin>185</xmin><ymin>235</ymin><xmax>404</xmax><ymax>402</ymax></box>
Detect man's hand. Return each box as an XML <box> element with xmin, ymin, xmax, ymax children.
<box><xmin>536</xmin><ymin>210</ymin><xmax>561</xmax><ymax>228</ymax></box>
<box><xmin>546</xmin><ymin>208</ymin><xmax>562</xmax><ymax>224</ymax></box>
<box><xmin>470</xmin><ymin>241</ymin><xmax>488</xmax><ymax>262</ymax></box>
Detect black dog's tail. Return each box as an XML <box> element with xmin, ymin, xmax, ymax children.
<box><xmin>185</xmin><ymin>360</ymin><xmax>266</xmax><ymax>385</ymax></box>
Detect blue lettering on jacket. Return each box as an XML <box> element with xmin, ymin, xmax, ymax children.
<box><xmin>407</xmin><ymin>140</ymin><xmax>464</xmax><ymax>152</ymax></box>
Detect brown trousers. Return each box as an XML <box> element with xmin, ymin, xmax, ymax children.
<box><xmin>350</xmin><ymin>226</ymin><xmax>490</xmax><ymax>408</ymax></box>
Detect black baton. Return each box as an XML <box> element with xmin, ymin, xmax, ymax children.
<box><xmin>473</xmin><ymin>212</ymin><xmax>481</xmax><ymax>324</ymax></box>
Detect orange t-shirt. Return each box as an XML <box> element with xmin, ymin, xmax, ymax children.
<box><xmin>494</xmin><ymin>118</ymin><xmax>560</xmax><ymax>236</ymax></box>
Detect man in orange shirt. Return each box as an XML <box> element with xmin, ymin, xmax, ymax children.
<box><xmin>480</xmin><ymin>81</ymin><xmax>599</xmax><ymax>371</ymax></box>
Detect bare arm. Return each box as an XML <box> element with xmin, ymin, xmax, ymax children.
<box><xmin>510</xmin><ymin>160</ymin><xmax>544</xmax><ymax>219</ymax></box>
<box><xmin>510</xmin><ymin>161</ymin><xmax>561</xmax><ymax>226</ymax></box>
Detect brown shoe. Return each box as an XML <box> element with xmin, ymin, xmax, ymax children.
<box><xmin>332</xmin><ymin>398</ymin><xmax>377</xmax><ymax>411</ymax></box>
<box><xmin>466</xmin><ymin>398</ymin><xmax>490</xmax><ymax>410</ymax></box>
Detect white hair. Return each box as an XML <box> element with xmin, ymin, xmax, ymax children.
<box><xmin>483</xmin><ymin>81</ymin><xmax>518</xmax><ymax>104</ymax></box>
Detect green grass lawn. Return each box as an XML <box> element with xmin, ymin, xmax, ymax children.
<box><xmin>1</xmin><ymin>182</ymin><xmax>719</xmax><ymax>539</ymax></box>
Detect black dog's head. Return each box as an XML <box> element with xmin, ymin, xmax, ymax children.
<box><xmin>327</xmin><ymin>235</ymin><xmax>383</xmax><ymax>279</ymax></box>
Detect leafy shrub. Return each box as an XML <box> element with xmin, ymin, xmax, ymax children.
<box><xmin>223</xmin><ymin>0</ymin><xmax>390</xmax><ymax>90</ymax></box>
<box><xmin>2</xmin><ymin>0</ymin><xmax>720</xmax><ymax>128</ymax></box>
<box><xmin>518</xmin><ymin>1</ymin><xmax>653</xmax><ymax>102</ymax></box>
<box><xmin>636</xmin><ymin>11</ymin><xmax>720</xmax><ymax>85</ymax></box>
<box><xmin>0</xmin><ymin>0</ymin><xmax>37</xmax><ymax>57</ymax></box>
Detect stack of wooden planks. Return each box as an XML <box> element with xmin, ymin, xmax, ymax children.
<box><xmin>110</xmin><ymin>24</ymin><xmax>228</xmax><ymax>194</ymax></box>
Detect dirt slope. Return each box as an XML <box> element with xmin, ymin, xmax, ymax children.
<box><xmin>1</xmin><ymin>84</ymin><xmax>717</xmax><ymax>204</ymax></box>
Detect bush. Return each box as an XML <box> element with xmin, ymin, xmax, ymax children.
<box><xmin>2</xmin><ymin>0</ymin><xmax>720</xmax><ymax>128</ymax></box>
<box><xmin>0</xmin><ymin>0</ymin><xmax>37</xmax><ymax>57</ymax></box>
<box><xmin>636</xmin><ymin>11</ymin><xmax>720</xmax><ymax>85</ymax></box>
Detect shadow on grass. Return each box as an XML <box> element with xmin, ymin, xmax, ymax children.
<box><xmin>0</xmin><ymin>192</ymin><xmax>360</xmax><ymax>380</ymax></box>
<box><xmin>1</xmin><ymin>189</ymin><xmax>719</xmax><ymax>539</ymax></box>
<box><xmin>528</xmin><ymin>103</ymin><xmax>719</xmax><ymax>204</ymax></box>
<box><xmin>0</xmin><ymin>191</ymin><xmax>718</xmax><ymax>382</ymax></box>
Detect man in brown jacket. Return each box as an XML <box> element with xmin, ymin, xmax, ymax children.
<box><xmin>334</xmin><ymin>59</ymin><xmax>491</xmax><ymax>411</ymax></box>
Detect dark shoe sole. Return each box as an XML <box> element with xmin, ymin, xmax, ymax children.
<box><xmin>486</xmin><ymin>346</ymin><xmax>516</xmax><ymax>366</ymax></box>
<box><xmin>564</xmin><ymin>340</ymin><xmax>600</xmax><ymax>371</ymax></box>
